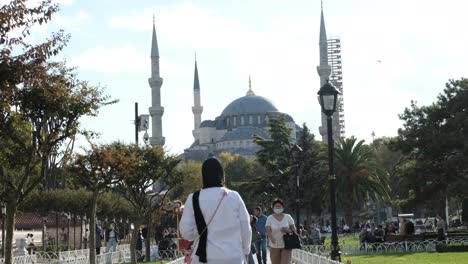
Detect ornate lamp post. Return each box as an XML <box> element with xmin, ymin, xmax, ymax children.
<box><xmin>318</xmin><ymin>81</ymin><xmax>341</xmax><ymax>261</ymax></box>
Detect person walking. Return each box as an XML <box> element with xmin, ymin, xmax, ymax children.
<box><xmin>308</xmin><ymin>223</ymin><xmax>321</xmax><ymax>245</ymax></box>
<box><xmin>180</xmin><ymin>158</ymin><xmax>252</xmax><ymax>264</ymax></box>
<box><xmin>266</xmin><ymin>198</ymin><xmax>296</xmax><ymax>264</ymax></box>
<box><xmin>436</xmin><ymin>214</ymin><xmax>447</xmax><ymax>241</ymax></box>
<box><xmin>95</xmin><ymin>223</ymin><xmax>103</xmax><ymax>255</ymax></box>
<box><xmin>248</xmin><ymin>215</ymin><xmax>260</xmax><ymax>264</ymax></box>
<box><xmin>253</xmin><ymin>207</ymin><xmax>268</xmax><ymax>264</ymax></box>
<box><xmin>105</xmin><ymin>222</ymin><xmax>119</xmax><ymax>253</ymax></box>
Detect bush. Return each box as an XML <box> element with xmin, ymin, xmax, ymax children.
<box><xmin>436</xmin><ymin>243</ymin><xmax>468</xmax><ymax>252</ymax></box>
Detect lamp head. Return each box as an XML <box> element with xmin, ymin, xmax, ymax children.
<box><xmin>318</xmin><ymin>81</ymin><xmax>340</xmax><ymax>117</ymax></box>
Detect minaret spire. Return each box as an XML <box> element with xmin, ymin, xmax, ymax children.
<box><xmin>317</xmin><ymin>1</ymin><xmax>332</xmax><ymax>143</ymax></box>
<box><xmin>149</xmin><ymin>15</ymin><xmax>165</xmax><ymax>146</ymax></box>
<box><xmin>192</xmin><ymin>55</ymin><xmax>203</xmax><ymax>138</ymax></box>
<box><xmin>246</xmin><ymin>75</ymin><xmax>255</xmax><ymax>96</ymax></box>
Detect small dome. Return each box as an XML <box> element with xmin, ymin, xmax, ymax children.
<box><xmin>221</xmin><ymin>95</ymin><xmax>278</xmax><ymax>116</ymax></box>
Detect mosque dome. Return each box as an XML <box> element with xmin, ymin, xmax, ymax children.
<box><xmin>220</xmin><ymin>95</ymin><xmax>278</xmax><ymax>117</ymax></box>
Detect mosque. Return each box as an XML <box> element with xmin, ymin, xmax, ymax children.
<box><xmin>147</xmin><ymin>6</ymin><xmax>344</xmax><ymax>161</ymax></box>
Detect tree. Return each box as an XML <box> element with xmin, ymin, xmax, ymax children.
<box><xmin>170</xmin><ymin>161</ymin><xmax>202</xmax><ymax>202</ymax></box>
<box><xmin>0</xmin><ymin>2</ymin><xmax>113</xmax><ymax>262</ymax></box>
<box><xmin>296</xmin><ymin>124</ymin><xmax>325</xmax><ymax>217</ymax></box>
<box><xmin>115</xmin><ymin>145</ymin><xmax>182</xmax><ymax>264</ymax></box>
<box><xmin>389</xmin><ymin>79</ymin><xmax>468</xmax><ymax>213</ymax></box>
<box><xmin>334</xmin><ymin>137</ymin><xmax>390</xmax><ymax>226</ymax></box>
<box><xmin>254</xmin><ymin>115</ymin><xmax>296</xmax><ymax>201</ymax></box>
<box><xmin>69</xmin><ymin>142</ymin><xmax>135</xmax><ymax>264</ymax></box>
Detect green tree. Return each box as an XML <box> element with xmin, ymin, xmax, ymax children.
<box><xmin>389</xmin><ymin>78</ymin><xmax>468</xmax><ymax>213</ymax></box>
<box><xmin>115</xmin><ymin>145</ymin><xmax>182</xmax><ymax>264</ymax></box>
<box><xmin>334</xmin><ymin>137</ymin><xmax>390</xmax><ymax>226</ymax></box>
<box><xmin>0</xmin><ymin>2</ymin><xmax>113</xmax><ymax>261</ymax></box>
<box><xmin>296</xmin><ymin>124</ymin><xmax>325</xmax><ymax>217</ymax></box>
<box><xmin>254</xmin><ymin>115</ymin><xmax>296</xmax><ymax>201</ymax></box>
<box><xmin>170</xmin><ymin>161</ymin><xmax>202</xmax><ymax>201</ymax></box>
<box><xmin>69</xmin><ymin>142</ymin><xmax>135</xmax><ymax>264</ymax></box>
<box><xmin>217</xmin><ymin>152</ymin><xmax>269</xmax><ymax>208</ymax></box>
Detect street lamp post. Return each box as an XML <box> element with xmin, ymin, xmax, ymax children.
<box><xmin>318</xmin><ymin>81</ymin><xmax>341</xmax><ymax>261</ymax></box>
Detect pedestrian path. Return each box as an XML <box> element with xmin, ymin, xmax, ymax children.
<box><xmin>253</xmin><ymin>250</ymin><xmax>271</xmax><ymax>264</ymax></box>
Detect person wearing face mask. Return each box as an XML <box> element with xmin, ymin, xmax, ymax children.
<box><xmin>180</xmin><ymin>157</ymin><xmax>252</xmax><ymax>263</ymax></box>
<box><xmin>266</xmin><ymin>198</ymin><xmax>296</xmax><ymax>264</ymax></box>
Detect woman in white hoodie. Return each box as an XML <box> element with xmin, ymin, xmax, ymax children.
<box><xmin>180</xmin><ymin>158</ymin><xmax>252</xmax><ymax>263</ymax></box>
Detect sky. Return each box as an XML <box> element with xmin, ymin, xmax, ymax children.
<box><xmin>18</xmin><ymin>0</ymin><xmax>468</xmax><ymax>154</ymax></box>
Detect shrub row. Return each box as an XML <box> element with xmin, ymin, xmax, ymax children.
<box><xmin>436</xmin><ymin>243</ymin><xmax>468</xmax><ymax>252</ymax></box>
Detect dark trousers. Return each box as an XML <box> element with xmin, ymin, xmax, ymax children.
<box><xmin>255</xmin><ymin>238</ymin><xmax>267</xmax><ymax>264</ymax></box>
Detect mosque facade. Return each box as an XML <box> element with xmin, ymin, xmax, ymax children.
<box><xmin>148</xmin><ymin>6</ymin><xmax>344</xmax><ymax>160</ymax></box>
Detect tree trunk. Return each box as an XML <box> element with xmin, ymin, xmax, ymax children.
<box><xmin>343</xmin><ymin>192</ymin><xmax>354</xmax><ymax>227</ymax></box>
<box><xmin>145</xmin><ymin>214</ymin><xmax>152</xmax><ymax>262</ymax></box>
<box><xmin>55</xmin><ymin>213</ymin><xmax>59</xmax><ymax>252</ymax></box>
<box><xmin>4</xmin><ymin>200</ymin><xmax>17</xmax><ymax>264</ymax></box>
<box><xmin>88</xmin><ymin>190</ymin><xmax>99</xmax><ymax>264</ymax></box>
<box><xmin>42</xmin><ymin>218</ymin><xmax>46</xmax><ymax>252</ymax></box>
<box><xmin>80</xmin><ymin>216</ymin><xmax>83</xmax><ymax>249</ymax></box>
<box><xmin>130</xmin><ymin>225</ymin><xmax>139</xmax><ymax>264</ymax></box>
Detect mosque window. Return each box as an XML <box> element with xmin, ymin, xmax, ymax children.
<box><xmin>233</xmin><ymin>116</ymin><xmax>237</xmax><ymax>126</ymax></box>
<box><xmin>257</xmin><ymin>115</ymin><xmax>261</xmax><ymax>124</ymax></box>
<box><xmin>240</xmin><ymin>116</ymin><xmax>245</xmax><ymax>125</ymax></box>
<box><xmin>226</xmin><ymin>117</ymin><xmax>230</xmax><ymax>127</ymax></box>
<box><xmin>249</xmin><ymin>115</ymin><xmax>253</xmax><ymax>124</ymax></box>
<box><xmin>265</xmin><ymin>115</ymin><xmax>269</xmax><ymax>124</ymax></box>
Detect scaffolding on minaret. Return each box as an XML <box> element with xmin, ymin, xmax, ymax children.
<box><xmin>327</xmin><ymin>38</ymin><xmax>345</xmax><ymax>137</ymax></box>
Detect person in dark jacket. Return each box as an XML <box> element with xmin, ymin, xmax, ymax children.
<box><xmin>96</xmin><ymin>224</ymin><xmax>103</xmax><ymax>255</ymax></box>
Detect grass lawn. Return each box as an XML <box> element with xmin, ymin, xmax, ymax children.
<box><xmin>342</xmin><ymin>252</ymin><xmax>468</xmax><ymax>264</ymax></box>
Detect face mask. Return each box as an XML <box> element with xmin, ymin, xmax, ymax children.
<box><xmin>273</xmin><ymin>208</ymin><xmax>283</xmax><ymax>214</ymax></box>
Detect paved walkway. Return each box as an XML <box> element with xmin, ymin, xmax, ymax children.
<box><xmin>253</xmin><ymin>250</ymin><xmax>271</xmax><ymax>264</ymax></box>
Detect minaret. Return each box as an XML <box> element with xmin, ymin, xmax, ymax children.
<box><xmin>317</xmin><ymin>2</ymin><xmax>332</xmax><ymax>143</ymax></box>
<box><xmin>149</xmin><ymin>16</ymin><xmax>165</xmax><ymax>146</ymax></box>
<box><xmin>192</xmin><ymin>57</ymin><xmax>203</xmax><ymax>139</ymax></box>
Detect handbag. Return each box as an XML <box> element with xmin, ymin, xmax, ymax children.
<box><xmin>283</xmin><ymin>232</ymin><xmax>302</xmax><ymax>249</ymax></box>
<box><xmin>252</xmin><ymin>230</ymin><xmax>262</xmax><ymax>243</ymax></box>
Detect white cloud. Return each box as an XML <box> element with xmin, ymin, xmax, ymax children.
<box><xmin>69</xmin><ymin>44</ymin><xmax>191</xmax><ymax>78</ymax></box>
<box><xmin>54</xmin><ymin>10</ymin><xmax>89</xmax><ymax>28</ymax></box>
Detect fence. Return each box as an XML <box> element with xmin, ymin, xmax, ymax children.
<box><xmin>0</xmin><ymin>255</ymin><xmax>37</xmax><ymax>264</ymax></box>
<box><xmin>166</xmin><ymin>257</ymin><xmax>185</xmax><ymax>264</ymax></box>
<box><xmin>303</xmin><ymin>237</ymin><xmax>468</xmax><ymax>256</ymax></box>
<box><xmin>292</xmin><ymin>249</ymin><xmax>341</xmax><ymax>264</ymax></box>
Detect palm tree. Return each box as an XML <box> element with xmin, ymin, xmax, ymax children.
<box><xmin>333</xmin><ymin>137</ymin><xmax>390</xmax><ymax>226</ymax></box>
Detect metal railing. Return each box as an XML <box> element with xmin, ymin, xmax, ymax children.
<box><xmin>303</xmin><ymin>237</ymin><xmax>468</xmax><ymax>256</ymax></box>
<box><xmin>292</xmin><ymin>249</ymin><xmax>341</xmax><ymax>264</ymax></box>
<box><xmin>166</xmin><ymin>257</ymin><xmax>185</xmax><ymax>264</ymax></box>
<box><xmin>0</xmin><ymin>254</ymin><xmax>37</xmax><ymax>264</ymax></box>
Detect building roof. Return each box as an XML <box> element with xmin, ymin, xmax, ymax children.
<box><xmin>220</xmin><ymin>95</ymin><xmax>278</xmax><ymax>117</ymax></box>
<box><xmin>200</xmin><ymin>120</ymin><xmax>215</xmax><ymax>128</ymax></box>
<box><xmin>219</xmin><ymin>127</ymin><xmax>270</xmax><ymax>142</ymax></box>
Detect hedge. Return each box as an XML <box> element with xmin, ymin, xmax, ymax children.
<box><xmin>436</xmin><ymin>243</ymin><xmax>468</xmax><ymax>252</ymax></box>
